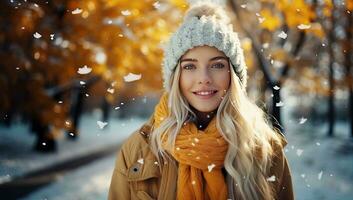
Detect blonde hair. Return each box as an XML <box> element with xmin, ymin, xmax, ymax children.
<box><xmin>150</xmin><ymin>61</ymin><xmax>284</xmax><ymax>200</ymax></box>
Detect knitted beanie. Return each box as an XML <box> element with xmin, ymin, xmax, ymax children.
<box><xmin>162</xmin><ymin>2</ymin><xmax>248</xmax><ymax>92</ymax></box>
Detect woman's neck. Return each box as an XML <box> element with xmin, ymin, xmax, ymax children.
<box><xmin>190</xmin><ymin>107</ymin><xmax>217</xmax><ymax>130</ymax></box>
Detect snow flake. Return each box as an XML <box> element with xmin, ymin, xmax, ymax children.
<box><xmin>278</xmin><ymin>31</ymin><xmax>287</xmax><ymax>39</ymax></box>
<box><xmin>114</xmin><ymin>107</ymin><xmax>120</xmax><ymax>110</ymax></box>
<box><xmin>176</xmin><ymin>147</ymin><xmax>180</xmax><ymax>151</ymax></box>
<box><xmin>322</xmin><ymin>43</ymin><xmax>326</xmax><ymax>47</ymax></box>
<box><xmin>85</xmin><ymin>93</ymin><xmax>89</xmax><ymax>97</ymax></box>
<box><xmin>192</xmin><ymin>180</ymin><xmax>196</xmax><ymax>185</ymax></box>
<box><xmin>240</xmin><ymin>4</ymin><xmax>247</xmax><ymax>8</ymax></box>
<box><xmin>316</xmin><ymin>142</ymin><xmax>321</xmax><ymax>146</ymax></box>
<box><xmin>153</xmin><ymin>1</ymin><xmax>161</xmax><ymax>9</ymax></box>
<box><xmin>124</xmin><ymin>73</ymin><xmax>141</xmax><ymax>82</ymax></box>
<box><xmin>301</xmin><ymin>174</ymin><xmax>306</xmax><ymax>178</ymax></box>
<box><xmin>296</xmin><ymin>149</ymin><xmax>304</xmax><ymax>156</ymax></box>
<box><xmin>191</xmin><ymin>142</ymin><xmax>195</xmax><ymax>146</ymax></box>
<box><xmin>79</xmin><ymin>81</ymin><xmax>86</xmax><ymax>85</ymax></box>
<box><xmin>299</xmin><ymin>117</ymin><xmax>307</xmax><ymax>124</ymax></box>
<box><xmin>194</xmin><ymin>138</ymin><xmax>199</xmax><ymax>143</ymax></box>
<box><xmin>137</xmin><ymin>158</ymin><xmax>144</xmax><ymax>164</ymax></box>
<box><xmin>72</xmin><ymin>8</ymin><xmax>83</xmax><ymax>15</ymax></box>
<box><xmin>42</xmin><ymin>142</ymin><xmax>46</xmax><ymax>146</ymax></box>
<box><xmin>297</xmin><ymin>24</ymin><xmax>311</xmax><ymax>30</ymax></box>
<box><xmin>318</xmin><ymin>171</ymin><xmax>323</xmax><ymax>180</ymax></box>
<box><xmin>276</xmin><ymin>101</ymin><xmax>284</xmax><ymax>107</ymax></box>
<box><xmin>266</xmin><ymin>175</ymin><xmax>276</xmax><ymax>182</ymax></box>
<box><xmin>97</xmin><ymin>121</ymin><xmax>108</xmax><ymax>129</ymax></box>
<box><xmin>107</xmin><ymin>88</ymin><xmax>115</xmax><ymax>94</ymax></box>
<box><xmin>69</xmin><ymin>132</ymin><xmax>74</xmax><ymax>137</ymax></box>
<box><xmin>273</xmin><ymin>85</ymin><xmax>280</xmax><ymax>90</ymax></box>
<box><xmin>258</xmin><ymin>17</ymin><xmax>265</xmax><ymax>23</ymax></box>
<box><xmin>77</xmin><ymin>65</ymin><xmax>92</xmax><ymax>74</ymax></box>
<box><xmin>50</xmin><ymin>34</ymin><xmax>55</xmax><ymax>40</ymax></box>
<box><xmin>121</xmin><ymin>10</ymin><xmax>131</xmax><ymax>16</ymax></box>
<box><xmin>58</xmin><ymin>101</ymin><xmax>63</xmax><ymax>104</ymax></box>
<box><xmin>208</xmin><ymin>164</ymin><xmax>216</xmax><ymax>172</ymax></box>
<box><xmin>33</xmin><ymin>32</ymin><xmax>42</xmax><ymax>39</ymax></box>
<box><xmin>118</xmin><ymin>33</ymin><xmax>124</xmax><ymax>37</ymax></box>
<box><xmin>154</xmin><ymin>161</ymin><xmax>159</xmax><ymax>165</ymax></box>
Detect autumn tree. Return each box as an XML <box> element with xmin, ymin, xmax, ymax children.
<box><xmin>0</xmin><ymin>0</ymin><xmax>186</xmax><ymax>151</ymax></box>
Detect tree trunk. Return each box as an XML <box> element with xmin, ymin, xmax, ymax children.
<box><xmin>345</xmin><ymin>11</ymin><xmax>353</xmax><ymax>138</ymax></box>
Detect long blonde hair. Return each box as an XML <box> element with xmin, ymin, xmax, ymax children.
<box><xmin>150</xmin><ymin>62</ymin><xmax>284</xmax><ymax>200</ymax></box>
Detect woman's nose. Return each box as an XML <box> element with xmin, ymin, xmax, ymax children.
<box><xmin>197</xmin><ymin>69</ymin><xmax>212</xmax><ymax>84</ymax></box>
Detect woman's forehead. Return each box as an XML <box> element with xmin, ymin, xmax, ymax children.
<box><xmin>181</xmin><ymin>45</ymin><xmax>227</xmax><ymax>60</ymax></box>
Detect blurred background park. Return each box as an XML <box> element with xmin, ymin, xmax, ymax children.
<box><xmin>0</xmin><ymin>0</ymin><xmax>352</xmax><ymax>199</ymax></box>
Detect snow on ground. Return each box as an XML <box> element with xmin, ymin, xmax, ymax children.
<box><xmin>21</xmin><ymin>154</ymin><xmax>116</xmax><ymax>200</ymax></box>
<box><xmin>283</xmin><ymin>107</ymin><xmax>353</xmax><ymax>200</ymax></box>
<box><xmin>0</xmin><ymin>113</ymin><xmax>146</xmax><ymax>183</ymax></box>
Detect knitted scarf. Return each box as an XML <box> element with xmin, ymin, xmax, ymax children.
<box><xmin>154</xmin><ymin>92</ymin><xmax>228</xmax><ymax>200</ymax></box>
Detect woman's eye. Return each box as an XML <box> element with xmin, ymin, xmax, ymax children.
<box><xmin>183</xmin><ymin>64</ymin><xmax>195</xmax><ymax>70</ymax></box>
<box><xmin>212</xmin><ymin>63</ymin><xmax>225</xmax><ymax>68</ymax></box>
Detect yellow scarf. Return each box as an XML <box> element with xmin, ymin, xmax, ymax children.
<box><xmin>154</xmin><ymin>92</ymin><xmax>228</xmax><ymax>200</ymax></box>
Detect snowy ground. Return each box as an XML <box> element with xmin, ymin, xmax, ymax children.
<box><xmin>0</xmin><ymin>112</ymin><xmax>146</xmax><ymax>183</ymax></box>
<box><xmin>1</xmin><ymin>107</ymin><xmax>353</xmax><ymax>200</ymax></box>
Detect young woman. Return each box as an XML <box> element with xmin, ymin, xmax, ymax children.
<box><xmin>109</xmin><ymin>2</ymin><xmax>294</xmax><ymax>200</ymax></box>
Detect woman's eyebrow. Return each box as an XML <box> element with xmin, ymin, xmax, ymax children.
<box><xmin>180</xmin><ymin>58</ymin><xmax>197</xmax><ymax>63</ymax></box>
<box><xmin>209</xmin><ymin>56</ymin><xmax>228</xmax><ymax>61</ymax></box>
<box><xmin>180</xmin><ymin>56</ymin><xmax>227</xmax><ymax>63</ymax></box>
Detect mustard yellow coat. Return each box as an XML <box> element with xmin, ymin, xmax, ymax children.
<box><xmin>108</xmin><ymin>120</ymin><xmax>294</xmax><ymax>200</ymax></box>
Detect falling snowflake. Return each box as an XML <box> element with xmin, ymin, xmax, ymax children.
<box><xmin>137</xmin><ymin>158</ymin><xmax>144</xmax><ymax>164</ymax></box>
<box><xmin>50</xmin><ymin>34</ymin><xmax>55</xmax><ymax>40</ymax></box>
<box><xmin>276</xmin><ymin>101</ymin><xmax>284</xmax><ymax>107</ymax></box>
<box><xmin>240</xmin><ymin>4</ymin><xmax>247</xmax><ymax>8</ymax></box>
<box><xmin>124</xmin><ymin>73</ymin><xmax>141</xmax><ymax>82</ymax></box>
<box><xmin>318</xmin><ymin>171</ymin><xmax>323</xmax><ymax>180</ymax></box>
<box><xmin>299</xmin><ymin>117</ymin><xmax>307</xmax><ymax>124</ymax></box>
<box><xmin>107</xmin><ymin>88</ymin><xmax>115</xmax><ymax>94</ymax></box>
<box><xmin>208</xmin><ymin>164</ymin><xmax>216</xmax><ymax>172</ymax></box>
<box><xmin>267</xmin><ymin>175</ymin><xmax>276</xmax><ymax>182</ymax></box>
<box><xmin>114</xmin><ymin>107</ymin><xmax>120</xmax><ymax>110</ymax></box>
<box><xmin>121</xmin><ymin>10</ymin><xmax>131</xmax><ymax>16</ymax></box>
<box><xmin>153</xmin><ymin>1</ymin><xmax>161</xmax><ymax>9</ymax></box>
<box><xmin>192</xmin><ymin>180</ymin><xmax>196</xmax><ymax>185</ymax></box>
<box><xmin>297</xmin><ymin>24</ymin><xmax>311</xmax><ymax>30</ymax></box>
<box><xmin>77</xmin><ymin>65</ymin><xmax>92</xmax><ymax>74</ymax></box>
<box><xmin>154</xmin><ymin>161</ymin><xmax>159</xmax><ymax>165</ymax></box>
<box><xmin>301</xmin><ymin>174</ymin><xmax>306</xmax><ymax>178</ymax></box>
<box><xmin>296</xmin><ymin>149</ymin><xmax>304</xmax><ymax>156</ymax></box>
<box><xmin>79</xmin><ymin>81</ymin><xmax>86</xmax><ymax>85</ymax></box>
<box><xmin>258</xmin><ymin>17</ymin><xmax>265</xmax><ymax>23</ymax></box>
<box><xmin>72</xmin><ymin>8</ymin><xmax>83</xmax><ymax>14</ymax></box>
<box><xmin>273</xmin><ymin>85</ymin><xmax>280</xmax><ymax>90</ymax></box>
<box><xmin>316</xmin><ymin>142</ymin><xmax>321</xmax><ymax>146</ymax></box>
<box><xmin>97</xmin><ymin>121</ymin><xmax>108</xmax><ymax>129</ymax></box>
<box><xmin>42</xmin><ymin>142</ymin><xmax>46</xmax><ymax>146</ymax></box>
<box><xmin>278</xmin><ymin>31</ymin><xmax>287</xmax><ymax>39</ymax></box>
<box><xmin>33</xmin><ymin>32</ymin><xmax>42</xmax><ymax>39</ymax></box>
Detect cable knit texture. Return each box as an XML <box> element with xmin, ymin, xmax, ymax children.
<box><xmin>154</xmin><ymin>92</ymin><xmax>228</xmax><ymax>200</ymax></box>
<box><xmin>162</xmin><ymin>2</ymin><xmax>248</xmax><ymax>91</ymax></box>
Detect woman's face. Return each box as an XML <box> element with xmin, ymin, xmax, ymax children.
<box><xmin>179</xmin><ymin>45</ymin><xmax>230</xmax><ymax>112</ymax></box>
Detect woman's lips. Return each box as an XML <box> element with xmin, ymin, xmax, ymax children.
<box><xmin>192</xmin><ymin>90</ymin><xmax>218</xmax><ymax>99</ymax></box>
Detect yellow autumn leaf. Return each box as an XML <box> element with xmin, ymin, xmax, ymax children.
<box><xmin>260</xmin><ymin>8</ymin><xmax>281</xmax><ymax>31</ymax></box>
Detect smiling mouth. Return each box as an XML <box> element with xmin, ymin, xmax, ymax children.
<box><xmin>192</xmin><ymin>90</ymin><xmax>218</xmax><ymax>98</ymax></box>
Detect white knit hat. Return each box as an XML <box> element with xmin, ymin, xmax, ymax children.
<box><xmin>162</xmin><ymin>2</ymin><xmax>248</xmax><ymax>92</ymax></box>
